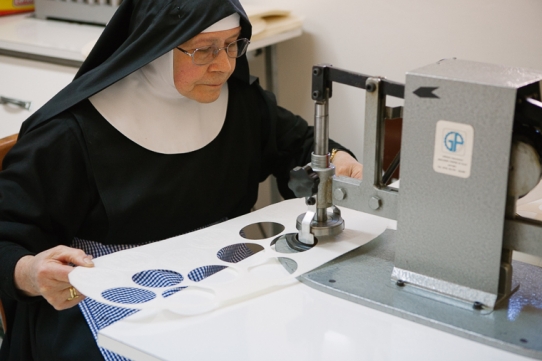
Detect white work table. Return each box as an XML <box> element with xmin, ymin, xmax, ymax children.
<box><xmin>99</xmin><ymin>276</ymin><xmax>532</xmax><ymax>361</ymax></box>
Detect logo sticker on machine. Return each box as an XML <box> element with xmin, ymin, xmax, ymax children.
<box><xmin>433</xmin><ymin>120</ymin><xmax>474</xmax><ymax>178</ymax></box>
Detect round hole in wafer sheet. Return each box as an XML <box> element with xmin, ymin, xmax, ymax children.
<box><xmin>162</xmin><ymin>287</ymin><xmax>188</xmax><ymax>298</ymax></box>
<box><xmin>240</xmin><ymin>222</ymin><xmax>285</xmax><ymax>240</ymax></box>
<box><xmin>102</xmin><ymin>287</ymin><xmax>156</xmax><ymax>305</ymax></box>
<box><xmin>217</xmin><ymin>243</ymin><xmax>264</xmax><ymax>263</ymax></box>
<box><xmin>132</xmin><ymin>269</ymin><xmax>184</xmax><ymax>288</ymax></box>
<box><xmin>188</xmin><ymin>265</ymin><xmax>238</xmax><ymax>285</ymax></box>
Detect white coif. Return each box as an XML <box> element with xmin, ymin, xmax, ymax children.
<box><xmin>90</xmin><ymin>50</ymin><xmax>228</xmax><ymax>154</ymax></box>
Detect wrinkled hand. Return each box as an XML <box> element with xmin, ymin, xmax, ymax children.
<box><xmin>14</xmin><ymin>245</ymin><xmax>94</xmax><ymax>310</ymax></box>
<box><xmin>332</xmin><ymin>151</ymin><xmax>363</xmax><ymax>179</ymax></box>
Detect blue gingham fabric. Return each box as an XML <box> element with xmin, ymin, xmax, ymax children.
<box><xmin>187</xmin><ymin>265</ymin><xmax>228</xmax><ymax>281</ymax></box>
<box><xmin>71</xmin><ymin>225</ymin><xmax>255</xmax><ymax>361</ymax></box>
<box><xmin>217</xmin><ymin>243</ymin><xmax>257</xmax><ymax>263</ymax></box>
<box><xmin>102</xmin><ymin>287</ymin><xmax>156</xmax><ymax>304</ymax></box>
<box><xmin>132</xmin><ymin>269</ymin><xmax>184</xmax><ymax>287</ymax></box>
<box><xmin>162</xmin><ymin>287</ymin><xmax>187</xmax><ymax>298</ymax></box>
<box><xmin>72</xmin><ymin>238</ymin><xmax>146</xmax><ymax>361</ymax></box>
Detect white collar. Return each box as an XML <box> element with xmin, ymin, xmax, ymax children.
<box><xmin>89</xmin><ymin>51</ymin><xmax>228</xmax><ymax>154</ymax></box>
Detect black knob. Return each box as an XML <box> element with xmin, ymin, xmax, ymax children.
<box><xmin>288</xmin><ymin>164</ymin><xmax>320</xmax><ymax>198</ymax></box>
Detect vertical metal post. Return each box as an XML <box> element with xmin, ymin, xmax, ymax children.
<box><xmin>363</xmin><ymin>78</ymin><xmax>387</xmax><ymax>189</ymax></box>
<box><xmin>314</xmin><ymin>95</ymin><xmax>330</xmax><ymax>222</ymax></box>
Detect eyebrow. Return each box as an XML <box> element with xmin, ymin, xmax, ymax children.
<box><xmin>190</xmin><ymin>30</ymin><xmax>242</xmax><ymax>48</ymax></box>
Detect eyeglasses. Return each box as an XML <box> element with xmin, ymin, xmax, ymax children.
<box><xmin>176</xmin><ymin>38</ymin><xmax>250</xmax><ymax>66</ymax></box>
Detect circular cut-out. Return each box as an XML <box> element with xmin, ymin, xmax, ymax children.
<box><xmin>102</xmin><ymin>287</ymin><xmax>156</xmax><ymax>304</ymax></box>
<box><xmin>162</xmin><ymin>287</ymin><xmax>187</xmax><ymax>298</ymax></box>
<box><xmin>132</xmin><ymin>269</ymin><xmax>184</xmax><ymax>288</ymax></box>
<box><xmin>166</xmin><ymin>287</ymin><xmax>218</xmax><ymax>315</ymax></box>
<box><xmin>217</xmin><ymin>243</ymin><xmax>264</xmax><ymax>263</ymax></box>
<box><xmin>248</xmin><ymin>257</ymin><xmax>297</xmax><ymax>280</ymax></box>
<box><xmin>271</xmin><ymin>233</ymin><xmax>317</xmax><ymax>253</ymax></box>
<box><xmin>240</xmin><ymin>222</ymin><xmax>285</xmax><ymax>240</ymax></box>
<box><xmin>188</xmin><ymin>265</ymin><xmax>228</xmax><ymax>282</ymax></box>
<box><xmin>197</xmin><ymin>267</ymin><xmax>239</xmax><ymax>285</ymax></box>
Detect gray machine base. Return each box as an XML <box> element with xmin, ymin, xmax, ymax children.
<box><xmin>300</xmin><ymin>229</ymin><xmax>542</xmax><ymax>359</ymax></box>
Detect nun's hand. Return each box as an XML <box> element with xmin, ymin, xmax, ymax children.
<box><xmin>14</xmin><ymin>245</ymin><xmax>94</xmax><ymax>310</ymax></box>
<box><xmin>332</xmin><ymin>151</ymin><xmax>363</xmax><ymax>179</ymax></box>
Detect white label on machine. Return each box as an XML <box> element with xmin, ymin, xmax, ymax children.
<box><xmin>433</xmin><ymin>120</ymin><xmax>474</xmax><ymax>178</ymax></box>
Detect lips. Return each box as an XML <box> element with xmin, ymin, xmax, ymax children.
<box><xmin>201</xmin><ymin>81</ymin><xmax>225</xmax><ymax>87</ymax></box>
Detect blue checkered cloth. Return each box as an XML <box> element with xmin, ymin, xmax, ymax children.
<box><xmin>71</xmin><ymin>232</ymin><xmax>254</xmax><ymax>361</ymax></box>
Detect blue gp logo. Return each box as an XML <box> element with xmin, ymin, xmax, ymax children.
<box><xmin>444</xmin><ymin>131</ymin><xmax>464</xmax><ymax>152</ymax></box>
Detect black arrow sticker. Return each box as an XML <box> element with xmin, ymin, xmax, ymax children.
<box><xmin>413</xmin><ymin>87</ymin><xmax>439</xmax><ymax>98</ymax></box>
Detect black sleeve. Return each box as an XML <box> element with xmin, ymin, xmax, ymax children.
<box><xmin>257</xmin><ymin>86</ymin><xmax>356</xmax><ymax>199</ymax></box>
<box><xmin>0</xmin><ymin>115</ymin><xmax>96</xmax><ymax>302</ymax></box>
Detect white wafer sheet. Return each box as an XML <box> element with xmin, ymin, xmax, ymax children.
<box><xmin>69</xmin><ymin>198</ymin><xmax>389</xmax><ymax>315</ymax></box>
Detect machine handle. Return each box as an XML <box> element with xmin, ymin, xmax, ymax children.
<box><xmin>288</xmin><ymin>164</ymin><xmax>320</xmax><ymax>198</ymax></box>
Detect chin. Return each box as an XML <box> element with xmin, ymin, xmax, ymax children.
<box><xmin>193</xmin><ymin>91</ymin><xmax>221</xmax><ymax>104</ymax></box>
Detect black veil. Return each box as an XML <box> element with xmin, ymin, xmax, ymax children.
<box><xmin>20</xmin><ymin>0</ymin><xmax>252</xmax><ymax>136</ymax></box>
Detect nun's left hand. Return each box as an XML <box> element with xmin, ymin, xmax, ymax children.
<box><xmin>332</xmin><ymin>151</ymin><xmax>363</xmax><ymax>179</ymax></box>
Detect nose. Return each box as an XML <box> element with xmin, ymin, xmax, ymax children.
<box><xmin>209</xmin><ymin>48</ymin><xmax>233</xmax><ymax>72</ymax></box>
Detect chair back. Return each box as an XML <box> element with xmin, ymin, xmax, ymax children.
<box><xmin>0</xmin><ymin>134</ymin><xmax>17</xmax><ymax>171</ymax></box>
<box><xmin>0</xmin><ymin>299</ymin><xmax>6</xmax><ymax>335</ymax></box>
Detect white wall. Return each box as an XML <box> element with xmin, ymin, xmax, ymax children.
<box><xmin>245</xmin><ymin>0</ymin><xmax>542</xmax><ymax>161</ymax></box>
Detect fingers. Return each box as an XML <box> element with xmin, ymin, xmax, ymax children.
<box><xmin>331</xmin><ymin>151</ymin><xmax>363</xmax><ymax>180</ymax></box>
<box><xmin>334</xmin><ymin>161</ymin><xmax>363</xmax><ymax>179</ymax></box>
<box><xmin>14</xmin><ymin>246</ymin><xmax>92</xmax><ymax>310</ymax></box>
<box><xmin>48</xmin><ymin>245</ymin><xmax>94</xmax><ymax>268</ymax></box>
<box><xmin>350</xmin><ymin>164</ymin><xmax>363</xmax><ymax>180</ymax></box>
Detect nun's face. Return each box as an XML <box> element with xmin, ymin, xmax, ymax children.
<box><xmin>173</xmin><ymin>27</ymin><xmax>241</xmax><ymax>103</ymax></box>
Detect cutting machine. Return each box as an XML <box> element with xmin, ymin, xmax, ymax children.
<box><xmin>288</xmin><ymin>58</ymin><xmax>542</xmax><ymax>359</ymax></box>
